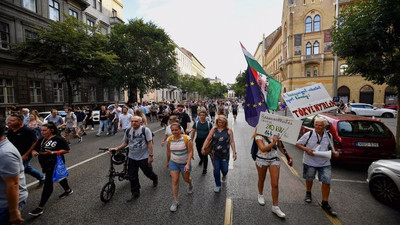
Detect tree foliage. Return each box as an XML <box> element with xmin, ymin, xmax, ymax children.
<box><xmin>177</xmin><ymin>75</ymin><xmax>228</xmax><ymax>99</ymax></box>
<box><xmin>230</xmin><ymin>71</ymin><xmax>246</xmax><ymax>98</ymax></box>
<box><xmin>109</xmin><ymin>19</ymin><xmax>179</xmax><ymax>103</ymax></box>
<box><xmin>12</xmin><ymin>16</ymin><xmax>118</xmax><ymax>107</ymax></box>
<box><xmin>331</xmin><ymin>0</ymin><xmax>400</xmax><ymax>154</ymax></box>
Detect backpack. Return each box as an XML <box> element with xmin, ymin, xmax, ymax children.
<box><xmin>303</xmin><ymin>130</ymin><xmax>333</xmax><ymax>148</ymax></box>
<box><xmin>195</xmin><ymin>121</ymin><xmax>212</xmax><ymax>132</ymax></box>
<box><xmin>167</xmin><ymin>134</ymin><xmax>189</xmax><ymax>148</ymax></box>
<box><xmin>125</xmin><ymin>127</ymin><xmax>154</xmax><ymax>143</ymax></box>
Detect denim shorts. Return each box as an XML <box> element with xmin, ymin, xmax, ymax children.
<box><xmin>303</xmin><ymin>164</ymin><xmax>331</xmax><ymax>184</ymax></box>
<box><xmin>169</xmin><ymin>160</ymin><xmax>192</xmax><ymax>173</ymax></box>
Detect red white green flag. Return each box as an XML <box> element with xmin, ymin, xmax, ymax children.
<box><xmin>240</xmin><ymin>42</ymin><xmax>282</xmax><ymax>111</ymax></box>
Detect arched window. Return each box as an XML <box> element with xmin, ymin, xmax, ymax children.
<box><xmin>306</xmin><ymin>42</ymin><xmax>312</xmax><ymax>55</ymax></box>
<box><xmin>340</xmin><ymin>64</ymin><xmax>348</xmax><ymax>75</ymax></box>
<box><xmin>384</xmin><ymin>86</ymin><xmax>397</xmax><ymax>105</ymax></box>
<box><xmin>314</xmin><ymin>15</ymin><xmax>321</xmax><ymax>32</ymax></box>
<box><xmin>305</xmin><ymin>17</ymin><xmax>312</xmax><ymax>33</ymax></box>
<box><xmin>338</xmin><ymin>86</ymin><xmax>350</xmax><ymax>103</ymax></box>
<box><xmin>313</xmin><ymin>41</ymin><xmax>319</xmax><ymax>54</ymax></box>
<box><xmin>359</xmin><ymin>85</ymin><xmax>374</xmax><ymax>104</ymax></box>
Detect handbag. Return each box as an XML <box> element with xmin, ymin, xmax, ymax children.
<box><xmin>204</xmin><ymin>141</ymin><xmax>213</xmax><ymax>155</ymax></box>
<box><xmin>53</xmin><ymin>155</ymin><xmax>69</xmax><ymax>182</ymax></box>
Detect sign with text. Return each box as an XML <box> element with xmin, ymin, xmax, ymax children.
<box><xmin>281</xmin><ymin>83</ymin><xmax>337</xmax><ymax>120</ymax></box>
<box><xmin>256</xmin><ymin>112</ymin><xmax>302</xmax><ymax>145</ymax></box>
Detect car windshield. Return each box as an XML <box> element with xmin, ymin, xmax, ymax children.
<box><xmin>338</xmin><ymin>121</ymin><xmax>392</xmax><ymax>138</ymax></box>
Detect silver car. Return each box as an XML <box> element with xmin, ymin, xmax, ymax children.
<box><xmin>367</xmin><ymin>159</ymin><xmax>400</xmax><ymax>206</ymax></box>
<box><xmin>350</xmin><ymin>103</ymin><xmax>397</xmax><ymax>118</ymax></box>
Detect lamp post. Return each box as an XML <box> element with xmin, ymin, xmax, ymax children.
<box><xmin>333</xmin><ymin>0</ymin><xmax>339</xmax><ymax>99</ymax></box>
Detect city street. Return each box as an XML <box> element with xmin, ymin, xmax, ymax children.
<box><xmin>21</xmin><ymin>110</ymin><xmax>399</xmax><ymax>225</ymax></box>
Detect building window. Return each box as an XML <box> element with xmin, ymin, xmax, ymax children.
<box><xmin>306</xmin><ymin>42</ymin><xmax>312</xmax><ymax>55</ymax></box>
<box><xmin>314</xmin><ymin>15</ymin><xmax>321</xmax><ymax>32</ymax></box>
<box><xmin>89</xmin><ymin>87</ymin><xmax>96</xmax><ymax>102</ymax></box>
<box><xmin>113</xmin><ymin>88</ymin><xmax>119</xmax><ymax>101</ymax></box>
<box><xmin>305</xmin><ymin>16</ymin><xmax>312</xmax><ymax>33</ymax></box>
<box><xmin>92</xmin><ymin>0</ymin><xmax>96</xmax><ymax>9</ymax></box>
<box><xmin>97</xmin><ymin>0</ymin><xmax>102</xmax><ymax>12</ymax></box>
<box><xmin>103</xmin><ymin>88</ymin><xmax>109</xmax><ymax>101</ymax></box>
<box><xmin>23</xmin><ymin>0</ymin><xmax>36</xmax><ymax>12</ymax></box>
<box><xmin>313</xmin><ymin>66</ymin><xmax>318</xmax><ymax>76</ymax></box>
<box><xmin>53</xmin><ymin>82</ymin><xmax>64</xmax><ymax>102</ymax></box>
<box><xmin>24</xmin><ymin>29</ymin><xmax>38</xmax><ymax>41</ymax></box>
<box><xmin>0</xmin><ymin>78</ymin><xmax>14</xmax><ymax>103</ymax></box>
<box><xmin>72</xmin><ymin>84</ymin><xmax>81</xmax><ymax>102</ymax></box>
<box><xmin>0</xmin><ymin>22</ymin><xmax>10</xmax><ymax>50</ymax></box>
<box><xmin>29</xmin><ymin>80</ymin><xmax>42</xmax><ymax>103</ymax></box>
<box><xmin>87</xmin><ymin>19</ymin><xmax>95</xmax><ymax>27</ymax></box>
<box><xmin>313</xmin><ymin>41</ymin><xmax>319</xmax><ymax>54</ymax></box>
<box><xmin>49</xmin><ymin>0</ymin><xmax>60</xmax><ymax>21</ymax></box>
<box><xmin>69</xmin><ymin>9</ymin><xmax>78</xmax><ymax>19</ymax></box>
<box><xmin>306</xmin><ymin>67</ymin><xmax>311</xmax><ymax>77</ymax></box>
<box><xmin>112</xmin><ymin>9</ymin><xmax>117</xmax><ymax>17</ymax></box>
<box><xmin>340</xmin><ymin>64</ymin><xmax>349</xmax><ymax>75</ymax></box>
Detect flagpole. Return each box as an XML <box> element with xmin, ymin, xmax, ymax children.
<box><xmin>333</xmin><ymin>0</ymin><xmax>339</xmax><ymax>99</ymax></box>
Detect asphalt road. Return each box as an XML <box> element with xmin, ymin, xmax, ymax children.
<box><xmin>21</xmin><ymin>111</ymin><xmax>400</xmax><ymax>225</ymax></box>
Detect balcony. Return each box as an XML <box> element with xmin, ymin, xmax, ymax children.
<box><xmin>278</xmin><ymin>59</ymin><xmax>286</xmax><ymax>69</ymax></box>
<box><xmin>110</xmin><ymin>16</ymin><xmax>124</xmax><ymax>25</ymax></box>
<box><xmin>301</xmin><ymin>53</ymin><xmax>324</xmax><ymax>63</ymax></box>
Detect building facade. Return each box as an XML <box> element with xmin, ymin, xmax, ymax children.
<box><xmin>0</xmin><ymin>0</ymin><xmax>124</xmax><ymax>118</ymax></box>
<box><xmin>257</xmin><ymin>0</ymin><xmax>395</xmax><ymax>107</ymax></box>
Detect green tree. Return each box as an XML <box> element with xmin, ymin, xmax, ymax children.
<box><xmin>12</xmin><ymin>16</ymin><xmax>117</xmax><ymax>107</ymax></box>
<box><xmin>109</xmin><ymin>19</ymin><xmax>178</xmax><ymax>103</ymax></box>
<box><xmin>208</xmin><ymin>82</ymin><xmax>228</xmax><ymax>99</ymax></box>
<box><xmin>331</xmin><ymin>0</ymin><xmax>400</xmax><ymax>155</ymax></box>
<box><xmin>230</xmin><ymin>71</ymin><xmax>246</xmax><ymax>98</ymax></box>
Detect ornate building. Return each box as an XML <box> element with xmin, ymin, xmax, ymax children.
<box><xmin>255</xmin><ymin>0</ymin><xmax>396</xmax><ymax>106</ymax></box>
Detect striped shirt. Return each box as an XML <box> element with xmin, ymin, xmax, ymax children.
<box><xmin>170</xmin><ymin>135</ymin><xmax>191</xmax><ymax>164</ymax></box>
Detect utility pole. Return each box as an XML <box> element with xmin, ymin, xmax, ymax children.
<box><xmin>333</xmin><ymin>0</ymin><xmax>339</xmax><ymax>99</ymax></box>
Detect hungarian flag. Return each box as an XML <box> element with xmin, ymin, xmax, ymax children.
<box><xmin>240</xmin><ymin>43</ymin><xmax>281</xmax><ymax>111</ymax></box>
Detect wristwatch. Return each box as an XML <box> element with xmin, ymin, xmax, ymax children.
<box><xmin>149</xmin><ymin>154</ymin><xmax>154</xmax><ymax>157</ymax></box>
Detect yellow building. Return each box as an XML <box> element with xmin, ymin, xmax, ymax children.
<box><xmin>256</xmin><ymin>0</ymin><xmax>396</xmax><ymax>107</ymax></box>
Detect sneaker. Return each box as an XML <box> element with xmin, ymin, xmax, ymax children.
<box><xmin>91</xmin><ymin>128</ymin><xmax>94</xmax><ymax>130</ymax></box>
<box><xmin>222</xmin><ymin>175</ymin><xmax>227</xmax><ymax>182</ymax></box>
<box><xmin>258</xmin><ymin>194</ymin><xmax>265</xmax><ymax>206</ymax></box>
<box><xmin>59</xmin><ymin>189</ymin><xmax>73</xmax><ymax>199</ymax></box>
<box><xmin>321</xmin><ymin>202</ymin><xmax>338</xmax><ymax>217</ymax></box>
<box><xmin>187</xmin><ymin>184</ymin><xmax>193</xmax><ymax>194</ymax></box>
<box><xmin>305</xmin><ymin>192</ymin><xmax>312</xmax><ymax>203</ymax></box>
<box><xmin>272</xmin><ymin>206</ymin><xmax>286</xmax><ymax>218</ymax></box>
<box><xmin>29</xmin><ymin>207</ymin><xmax>43</xmax><ymax>217</ymax></box>
<box><xmin>78</xmin><ymin>137</ymin><xmax>82</xmax><ymax>143</ymax></box>
<box><xmin>96</xmin><ymin>134</ymin><xmax>100</xmax><ymax>137</ymax></box>
<box><xmin>170</xmin><ymin>201</ymin><xmax>179</xmax><ymax>212</ymax></box>
<box><xmin>38</xmin><ymin>177</ymin><xmax>45</xmax><ymax>188</ymax></box>
<box><xmin>153</xmin><ymin>178</ymin><xmax>158</xmax><ymax>187</ymax></box>
<box><xmin>214</xmin><ymin>186</ymin><xmax>221</xmax><ymax>193</ymax></box>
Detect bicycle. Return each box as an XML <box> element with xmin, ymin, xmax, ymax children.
<box><xmin>98</xmin><ymin>147</ymin><xmax>130</xmax><ymax>203</ymax></box>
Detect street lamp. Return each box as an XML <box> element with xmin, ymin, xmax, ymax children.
<box><xmin>333</xmin><ymin>0</ymin><xmax>339</xmax><ymax>99</ymax></box>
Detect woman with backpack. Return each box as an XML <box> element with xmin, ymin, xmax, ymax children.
<box><xmin>191</xmin><ymin>110</ymin><xmax>213</xmax><ymax>174</ymax></box>
<box><xmin>166</xmin><ymin>123</ymin><xmax>194</xmax><ymax>212</ymax></box>
<box><xmin>253</xmin><ymin>132</ymin><xmax>293</xmax><ymax>218</ymax></box>
<box><xmin>201</xmin><ymin>115</ymin><xmax>237</xmax><ymax>193</ymax></box>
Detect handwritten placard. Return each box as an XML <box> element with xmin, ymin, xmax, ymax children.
<box><xmin>256</xmin><ymin>112</ymin><xmax>302</xmax><ymax>145</ymax></box>
<box><xmin>281</xmin><ymin>83</ymin><xmax>337</xmax><ymax>120</ymax></box>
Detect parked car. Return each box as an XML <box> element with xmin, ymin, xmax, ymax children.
<box><xmin>350</xmin><ymin>103</ymin><xmax>397</xmax><ymax>118</ymax></box>
<box><xmin>383</xmin><ymin>104</ymin><xmax>398</xmax><ymax>111</ymax></box>
<box><xmin>43</xmin><ymin>111</ymin><xmax>67</xmax><ymax>123</ymax></box>
<box><xmin>92</xmin><ymin>110</ymin><xmax>100</xmax><ymax>123</ymax></box>
<box><xmin>298</xmin><ymin>113</ymin><xmax>396</xmax><ymax>164</ymax></box>
<box><xmin>367</xmin><ymin>159</ymin><xmax>400</xmax><ymax>206</ymax></box>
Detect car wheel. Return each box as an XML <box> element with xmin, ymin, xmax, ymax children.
<box><xmin>382</xmin><ymin>113</ymin><xmax>394</xmax><ymax>118</ymax></box>
<box><xmin>369</xmin><ymin>174</ymin><xmax>400</xmax><ymax>206</ymax></box>
<box><xmin>351</xmin><ymin>111</ymin><xmax>356</xmax><ymax>115</ymax></box>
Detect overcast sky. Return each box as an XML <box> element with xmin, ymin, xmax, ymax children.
<box><xmin>122</xmin><ymin>0</ymin><xmax>283</xmax><ymax>84</ymax></box>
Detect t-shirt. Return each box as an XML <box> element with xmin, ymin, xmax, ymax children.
<box><xmin>296</xmin><ymin>130</ymin><xmax>331</xmax><ymax>167</ymax></box>
<box><xmin>35</xmin><ymin>135</ymin><xmax>70</xmax><ymax>172</ymax></box>
<box><xmin>0</xmin><ymin>139</ymin><xmax>28</xmax><ymax>208</ymax></box>
<box><xmin>192</xmin><ymin>121</ymin><xmax>212</xmax><ymax>139</ymax></box>
<box><xmin>7</xmin><ymin>126</ymin><xmax>37</xmax><ymax>156</ymax></box>
<box><xmin>209</xmin><ymin>104</ymin><xmax>217</xmax><ymax>112</ymax></box>
<box><xmin>75</xmin><ymin>111</ymin><xmax>86</xmax><ymax>122</ymax></box>
<box><xmin>255</xmin><ymin>135</ymin><xmax>278</xmax><ymax>159</ymax></box>
<box><xmin>190</xmin><ymin>105</ymin><xmax>198</xmax><ymax>115</ymax></box>
<box><xmin>65</xmin><ymin>112</ymin><xmax>76</xmax><ymax>128</ymax></box>
<box><xmin>47</xmin><ymin>115</ymin><xmax>64</xmax><ymax>127</ymax></box>
<box><xmin>232</xmin><ymin>104</ymin><xmax>239</xmax><ymax>111</ymax></box>
<box><xmin>175</xmin><ymin>112</ymin><xmax>191</xmax><ymax>131</ymax></box>
<box><xmin>119</xmin><ymin>113</ymin><xmax>133</xmax><ymax>130</ymax></box>
<box><xmin>170</xmin><ymin>135</ymin><xmax>191</xmax><ymax>164</ymax></box>
<box><xmin>124</xmin><ymin>126</ymin><xmax>153</xmax><ymax>160</ymax></box>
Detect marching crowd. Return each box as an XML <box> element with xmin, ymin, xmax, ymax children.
<box><xmin>0</xmin><ymin>99</ymin><xmax>339</xmax><ymax>224</ymax></box>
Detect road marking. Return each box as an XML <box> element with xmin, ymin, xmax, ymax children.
<box><xmin>331</xmin><ymin>179</ymin><xmax>367</xmax><ymax>184</ymax></box>
<box><xmin>224</xmin><ymin>198</ymin><xmax>233</xmax><ymax>225</ymax></box>
<box><xmin>323</xmin><ymin>210</ymin><xmax>343</xmax><ymax>225</ymax></box>
<box><xmin>280</xmin><ymin>156</ymin><xmax>299</xmax><ymax>177</ymax></box>
<box><xmin>153</xmin><ymin>127</ymin><xmax>165</xmax><ymax>134</ymax></box>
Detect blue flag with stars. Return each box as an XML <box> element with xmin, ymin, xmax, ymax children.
<box><xmin>243</xmin><ymin>66</ymin><xmax>267</xmax><ymax>127</ymax></box>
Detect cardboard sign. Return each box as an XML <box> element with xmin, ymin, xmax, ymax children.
<box><xmin>281</xmin><ymin>83</ymin><xmax>337</xmax><ymax>120</ymax></box>
<box><xmin>256</xmin><ymin>112</ymin><xmax>302</xmax><ymax>145</ymax></box>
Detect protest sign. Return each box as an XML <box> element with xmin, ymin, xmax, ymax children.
<box><xmin>256</xmin><ymin>112</ymin><xmax>302</xmax><ymax>145</ymax></box>
<box><xmin>281</xmin><ymin>83</ymin><xmax>337</xmax><ymax>120</ymax></box>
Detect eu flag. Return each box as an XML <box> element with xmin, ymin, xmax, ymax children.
<box><xmin>243</xmin><ymin>66</ymin><xmax>267</xmax><ymax>127</ymax></box>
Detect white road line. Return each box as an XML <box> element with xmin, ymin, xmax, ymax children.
<box><xmin>331</xmin><ymin>179</ymin><xmax>367</xmax><ymax>184</ymax></box>
<box><xmin>27</xmin><ymin>126</ymin><xmax>167</xmax><ymax>188</ymax></box>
